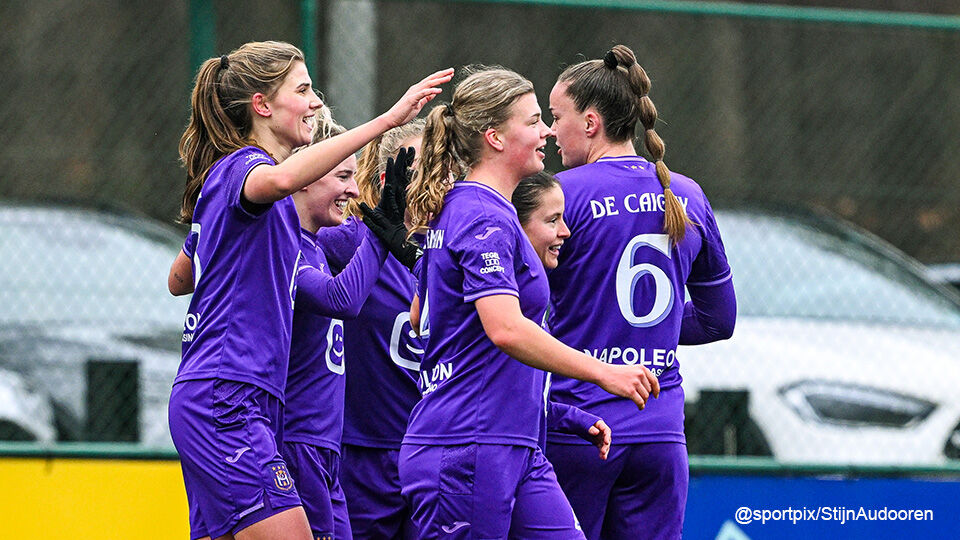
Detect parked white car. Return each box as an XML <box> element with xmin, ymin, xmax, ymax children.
<box><xmin>681</xmin><ymin>208</ymin><xmax>960</xmax><ymax>465</ymax></box>
<box><xmin>0</xmin><ymin>203</ymin><xmax>188</xmax><ymax>446</ymax></box>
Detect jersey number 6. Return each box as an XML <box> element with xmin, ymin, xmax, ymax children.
<box><xmin>615</xmin><ymin>233</ymin><xmax>674</xmax><ymax>328</ymax></box>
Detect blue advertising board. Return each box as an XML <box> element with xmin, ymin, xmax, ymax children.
<box><xmin>684</xmin><ymin>472</ymin><xmax>960</xmax><ymax>539</ymax></box>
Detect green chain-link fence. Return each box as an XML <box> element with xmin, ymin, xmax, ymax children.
<box><xmin>1</xmin><ymin>0</ymin><xmax>959</xmax><ymax>464</ymax></box>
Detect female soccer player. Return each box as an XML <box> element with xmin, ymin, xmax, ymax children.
<box><xmin>166</xmin><ymin>40</ymin><xmax>451</xmax><ymax>540</ymax></box>
<box><xmin>171</xmin><ymin>111</ymin><xmax>408</xmax><ymax>540</ymax></box>
<box><xmin>396</xmin><ymin>66</ymin><xmax>659</xmax><ymax>539</ymax></box>
<box><xmin>511</xmin><ymin>172</ymin><xmax>611</xmax><ymax>459</ymax></box>
<box><xmin>544</xmin><ymin>45</ymin><xmax>737</xmax><ymax>540</ymax></box>
<box><xmin>281</xmin><ymin>116</ymin><xmax>376</xmax><ymax>540</ymax></box>
<box><xmin>315</xmin><ymin>121</ymin><xmax>426</xmax><ymax>540</ymax></box>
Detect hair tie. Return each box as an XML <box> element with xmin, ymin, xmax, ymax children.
<box><xmin>219</xmin><ymin>55</ymin><xmax>230</xmax><ymax>71</ymax></box>
<box><xmin>603</xmin><ymin>50</ymin><xmax>618</xmax><ymax>69</ymax></box>
<box><xmin>443</xmin><ymin>103</ymin><xmax>456</xmax><ymax>117</ymax></box>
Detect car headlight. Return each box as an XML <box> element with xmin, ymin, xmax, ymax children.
<box><xmin>944</xmin><ymin>420</ymin><xmax>960</xmax><ymax>460</ymax></box>
<box><xmin>779</xmin><ymin>380</ymin><xmax>935</xmax><ymax>428</ymax></box>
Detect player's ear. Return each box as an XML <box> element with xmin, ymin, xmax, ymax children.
<box><xmin>251</xmin><ymin>93</ymin><xmax>271</xmax><ymax>117</ymax></box>
<box><xmin>584</xmin><ymin>109</ymin><xmax>601</xmax><ymax>138</ymax></box>
<box><xmin>483</xmin><ymin>127</ymin><xmax>504</xmax><ymax>152</ymax></box>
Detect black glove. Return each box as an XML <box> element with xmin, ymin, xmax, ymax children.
<box><xmin>360</xmin><ymin>147</ymin><xmax>421</xmax><ymax>270</ymax></box>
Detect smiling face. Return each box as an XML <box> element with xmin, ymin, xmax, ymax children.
<box><xmin>521</xmin><ymin>185</ymin><xmax>570</xmax><ymax>269</ymax></box>
<box><xmin>264</xmin><ymin>61</ymin><xmax>323</xmax><ymax>154</ymax></box>
<box><xmin>496</xmin><ymin>92</ymin><xmax>553</xmax><ymax>179</ymax></box>
<box><xmin>300</xmin><ymin>154</ymin><xmax>359</xmax><ymax>231</ymax></box>
<box><xmin>549</xmin><ymin>81</ymin><xmax>590</xmax><ymax>168</ymax></box>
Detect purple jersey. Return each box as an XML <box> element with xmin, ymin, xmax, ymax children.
<box><xmin>404</xmin><ymin>181</ymin><xmax>550</xmax><ymax>448</ymax></box>
<box><xmin>548</xmin><ymin>156</ymin><xmax>732</xmax><ymax>444</ymax></box>
<box><xmin>282</xmin><ymin>229</ymin><xmax>346</xmax><ymax>451</ymax></box>
<box><xmin>316</xmin><ymin>218</ymin><xmax>423</xmax><ymax>449</ymax></box>
<box><xmin>176</xmin><ymin>146</ymin><xmax>300</xmax><ymax>400</ymax></box>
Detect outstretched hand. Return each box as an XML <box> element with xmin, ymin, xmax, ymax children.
<box><xmin>360</xmin><ymin>147</ymin><xmax>421</xmax><ymax>269</ymax></box>
<box><xmin>384</xmin><ymin>68</ymin><xmax>455</xmax><ymax>128</ymax></box>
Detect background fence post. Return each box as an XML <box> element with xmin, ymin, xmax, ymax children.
<box><xmin>301</xmin><ymin>0</ymin><xmax>318</xmax><ymax>80</ymax></box>
<box><xmin>189</xmin><ymin>0</ymin><xmax>216</xmax><ymax>75</ymax></box>
<box><xmin>325</xmin><ymin>0</ymin><xmax>377</xmax><ymax>128</ymax></box>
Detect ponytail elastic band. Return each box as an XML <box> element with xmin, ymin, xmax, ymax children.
<box><xmin>603</xmin><ymin>50</ymin><xmax>618</xmax><ymax>69</ymax></box>
<box><xmin>219</xmin><ymin>55</ymin><xmax>230</xmax><ymax>71</ymax></box>
<box><xmin>443</xmin><ymin>103</ymin><xmax>456</xmax><ymax>117</ymax></box>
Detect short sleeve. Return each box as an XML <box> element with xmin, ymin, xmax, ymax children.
<box><xmin>456</xmin><ymin>215</ymin><xmax>520</xmax><ymax>303</ymax></box>
<box><xmin>223</xmin><ymin>148</ymin><xmax>275</xmax><ymax>217</ymax></box>
<box><xmin>688</xmin><ymin>195</ymin><xmax>732</xmax><ymax>286</ymax></box>
<box><xmin>182</xmin><ymin>231</ymin><xmax>196</xmax><ymax>258</ymax></box>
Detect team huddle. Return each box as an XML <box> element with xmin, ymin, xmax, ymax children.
<box><xmin>167</xmin><ymin>40</ymin><xmax>736</xmax><ymax>540</ymax></box>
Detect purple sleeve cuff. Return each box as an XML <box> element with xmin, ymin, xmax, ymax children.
<box><xmin>547</xmin><ymin>401</ymin><xmax>602</xmax><ymax>440</ymax></box>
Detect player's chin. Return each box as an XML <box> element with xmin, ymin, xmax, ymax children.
<box><xmin>524</xmin><ymin>160</ymin><xmax>545</xmax><ymax>178</ymax></box>
<box><xmin>543</xmin><ymin>253</ymin><xmax>559</xmax><ymax>270</ymax></box>
<box><xmin>328</xmin><ymin>211</ymin><xmax>345</xmax><ymax>226</ymax></box>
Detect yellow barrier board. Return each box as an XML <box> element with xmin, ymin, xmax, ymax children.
<box><xmin>0</xmin><ymin>458</ymin><xmax>188</xmax><ymax>539</ymax></box>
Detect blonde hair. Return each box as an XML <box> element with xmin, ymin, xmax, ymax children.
<box><xmin>346</xmin><ymin>119</ymin><xmax>425</xmax><ymax>219</ymax></box>
<box><xmin>312</xmin><ymin>105</ymin><xmax>346</xmax><ymax>143</ymax></box>
<box><xmin>178</xmin><ymin>41</ymin><xmax>305</xmax><ymax>223</ymax></box>
<box><xmin>407</xmin><ymin>67</ymin><xmax>534</xmax><ymax>235</ymax></box>
<box><xmin>559</xmin><ymin>44</ymin><xmax>693</xmax><ymax>245</ymax></box>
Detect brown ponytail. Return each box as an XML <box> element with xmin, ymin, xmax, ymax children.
<box><xmin>559</xmin><ymin>44</ymin><xmax>693</xmax><ymax>245</ymax></box>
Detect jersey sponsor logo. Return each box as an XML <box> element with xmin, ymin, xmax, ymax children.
<box><xmin>589</xmin><ymin>193</ymin><xmax>689</xmax><ymax>219</ymax></box>
<box><xmin>325</xmin><ymin>319</ymin><xmax>345</xmax><ymax>375</ymax></box>
<box><xmin>419</xmin><ymin>362</ymin><xmax>454</xmax><ymax>396</ymax></box>
<box><xmin>584</xmin><ymin>346</ymin><xmax>676</xmax><ymax>377</ymax></box>
<box><xmin>390</xmin><ymin>312</ymin><xmax>423</xmax><ymax>371</ymax></box>
<box><xmin>479</xmin><ymin>251</ymin><xmax>504</xmax><ymax>274</ymax></box>
<box><xmin>226</xmin><ymin>446</ymin><xmax>251</xmax><ymax>463</ymax></box>
<box><xmin>474</xmin><ymin>226</ymin><xmax>501</xmax><ymax>240</ymax></box>
<box><xmin>441</xmin><ymin>522</ymin><xmax>470</xmax><ymax>534</ymax></box>
<box><xmin>425</xmin><ymin>229</ymin><xmax>444</xmax><ymax>249</ymax></box>
<box><xmin>271</xmin><ymin>463</ymin><xmax>294</xmax><ymax>490</ymax></box>
<box><xmin>245</xmin><ymin>152</ymin><xmax>270</xmax><ymax>164</ymax></box>
<box><xmin>182</xmin><ymin>311</ymin><xmax>201</xmax><ymax>342</ymax></box>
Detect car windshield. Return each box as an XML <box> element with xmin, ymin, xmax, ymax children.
<box><xmin>0</xmin><ymin>206</ymin><xmax>189</xmax><ymax>329</ymax></box>
<box><xmin>715</xmin><ymin>209</ymin><xmax>960</xmax><ymax>328</ymax></box>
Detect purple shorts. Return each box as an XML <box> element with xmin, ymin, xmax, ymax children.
<box><xmin>546</xmin><ymin>442</ymin><xmax>688</xmax><ymax>540</ymax></box>
<box><xmin>169</xmin><ymin>379</ymin><xmax>302</xmax><ymax>539</ymax></box>
<box><xmin>399</xmin><ymin>443</ymin><xmax>585</xmax><ymax>539</ymax></box>
<box><xmin>341</xmin><ymin>444</ymin><xmax>418</xmax><ymax>540</ymax></box>
<box><xmin>281</xmin><ymin>442</ymin><xmax>352</xmax><ymax>540</ymax></box>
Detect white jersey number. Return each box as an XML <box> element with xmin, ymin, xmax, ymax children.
<box><xmin>190</xmin><ymin>223</ymin><xmax>203</xmax><ymax>288</ymax></box>
<box><xmin>615</xmin><ymin>233</ymin><xmax>674</xmax><ymax>328</ymax></box>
